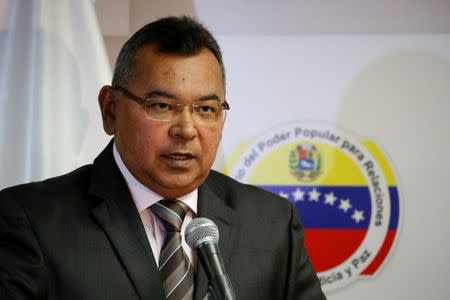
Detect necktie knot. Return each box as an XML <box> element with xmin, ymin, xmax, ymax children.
<box><xmin>150</xmin><ymin>199</ymin><xmax>189</xmax><ymax>232</ymax></box>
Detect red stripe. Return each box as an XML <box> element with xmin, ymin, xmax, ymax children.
<box><xmin>361</xmin><ymin>230</ymin><xmax>397</xmax><ymax>276</ymax></box>
<box><xmin>304</xmin><ymin>229</ymin><xmax>367</xmax><ymax>272</ymax></box>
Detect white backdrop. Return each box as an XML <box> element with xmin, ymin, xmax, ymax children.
<box><xmin>218</xmin><ymin>34</ymin><xmax>450</xmax><ymax>299</ymax></box>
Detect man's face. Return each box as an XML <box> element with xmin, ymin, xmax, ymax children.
<box><xmin>100</xmin><ymin>44</ymin><xmax>225</xmax><ymax>198</ymax></box>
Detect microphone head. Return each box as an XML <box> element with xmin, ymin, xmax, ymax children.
<box><xmin>185</xmin><ymin>217</ymin><xmax>219</xmax><ymax>249</ymax></box>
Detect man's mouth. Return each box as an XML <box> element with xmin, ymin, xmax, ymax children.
<box><xmin>163</xmin><ymin>153</ymin><xmax>195</xmax><ymax>161</ymax></box>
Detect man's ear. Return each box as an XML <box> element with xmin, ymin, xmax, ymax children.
<box><xmin>98</xmin><ymin>85</ymin><xmax>117</xmax><ymax>135</ymax></box>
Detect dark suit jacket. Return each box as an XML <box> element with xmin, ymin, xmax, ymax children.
<box><xmin>0</xmin><ymin>142</ymin><xmax>325</xmax><ymax>300</ymax></box>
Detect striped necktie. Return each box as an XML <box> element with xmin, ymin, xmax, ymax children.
<box><xmin>150</xmin><ymin>199</ymin><xmax>194</xmax><ymax>300</ymax></box>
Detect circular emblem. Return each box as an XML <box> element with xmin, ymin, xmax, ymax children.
<box><xmin>226</xmin><ymin>122</ymin><xmax>401</xmax><ymax>292</ymax></box>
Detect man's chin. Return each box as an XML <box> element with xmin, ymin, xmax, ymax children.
<box><xmin>147</xmin><ymin>175</ymin><xmax>203</xmax><ymax>198</ymax></box>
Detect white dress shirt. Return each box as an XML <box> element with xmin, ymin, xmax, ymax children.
<box><xmin>112</xmin><ymin>143</ymin><xmax>198</xmax><ymax>268</ymax></box>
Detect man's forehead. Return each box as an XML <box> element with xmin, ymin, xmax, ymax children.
<box><xmin>132</xmin><ymin>45</ymin><xmax>223</xmax><ymax>83</ymax></box>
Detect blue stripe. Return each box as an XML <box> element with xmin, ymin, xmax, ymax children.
<box><xmin>258</xmin><ymin>185</ymin><xmax>372</xmax><ymax>229</ymax></box>
<box><xmin>388</xmin><ymin>187</ymin><xmax>400</xmax><ymax>230</ymax></box>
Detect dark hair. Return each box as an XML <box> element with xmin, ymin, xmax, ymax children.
<box><xmin>112</xmin><ymin>16</ymin><xmax>225</xmax><ymax>88</ymax></box>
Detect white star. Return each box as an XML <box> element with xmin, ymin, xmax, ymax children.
<box><xmin>352</xmin><ymin>209</ymin><xmax>365</xmax><ymax>223</ymax></box>
<box><xmin>324</xmin><ymin>192</ymin><xmax>337</xmax><ymax>206</ymax></box>
<box><xmin>308</xmin><ymin>188</ymin><xmax>321</xmax><ymax>202</ymax></box>
<box><xmin>339</xmin><ymin>199</ymin><xmax>352</xmax><ymax>213</ymax></box>
<box><xmin>279</xmin><ymin>191</ymin><xmax>289</xmax><ymax>199</ymax></box>
<box><xmin>292</xmin><ymin>188</ymin><xmax>305</xmax><ymax>202</ymax></box>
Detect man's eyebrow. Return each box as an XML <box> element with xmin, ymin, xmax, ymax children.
<box><xmin>197</xmin><ymin>94</ymin><xmax>221</xmax><ymax>102</ymax></box>
<box><xmin>146</xmin><ymin>90</ymin><xmax>221</xmax><ymax>102</ymax></box>
<box><xmin>146</xmin><ymin>90</ymin><xmax>177</xmax><ymax>99</ymax></box>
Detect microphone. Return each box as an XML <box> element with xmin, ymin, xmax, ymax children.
<box><xmin>185</xmin><ymin>217</ymin><xmax>236</xmax><ymax>300</ymax></box>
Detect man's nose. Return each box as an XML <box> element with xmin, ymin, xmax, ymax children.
<box><xmin>168</xmin><ymin>107</ymin><xmax>197</xmax><ymax>140</ymax></box>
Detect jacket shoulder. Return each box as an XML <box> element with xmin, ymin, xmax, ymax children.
<box><xmin>0</xmin><ymin>165</ymin><xmax>93</xmax><ymax>207</ymax></box>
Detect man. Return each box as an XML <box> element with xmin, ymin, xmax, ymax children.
<box><xmin>0</xmin><ymin>16</ymin><xmax>326</xmax><ymax>299</ymax></box>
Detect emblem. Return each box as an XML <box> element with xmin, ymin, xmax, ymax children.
<box><xmin>289</xmin><ymin>143</ymin><xmax>322</xmax><ymax>182</ymax></box>
<box><xmin>226</xmin><ymin>122</ymin><xmax>401</xmax><ymax>293</ymax></box>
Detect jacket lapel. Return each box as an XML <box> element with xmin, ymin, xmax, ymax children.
<box><xmin>194</xmin><ymin>172</ymin><xmax>236</xmax><ymax>300</ymax></box>
<box><xmin>88</xmin><ymin>142</ymin><xmax>165</xmax><ymax>300</ymax></box>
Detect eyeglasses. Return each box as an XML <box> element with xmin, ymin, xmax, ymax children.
<box><xmin>112</xmin><ymin>85</ymin><xmax>230</xmax><ymax>124</ymax></box>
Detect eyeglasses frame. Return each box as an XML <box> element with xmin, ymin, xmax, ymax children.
<box><xmin>112</xmin><ymin>85</ymin><xmax>230</xmax><ymax>123</ymax></box>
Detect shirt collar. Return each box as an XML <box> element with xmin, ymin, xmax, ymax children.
<box><xmin>112</xmin><ymin>142</ymin><xmax>198</xmax><ymax>214</ymax></box>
